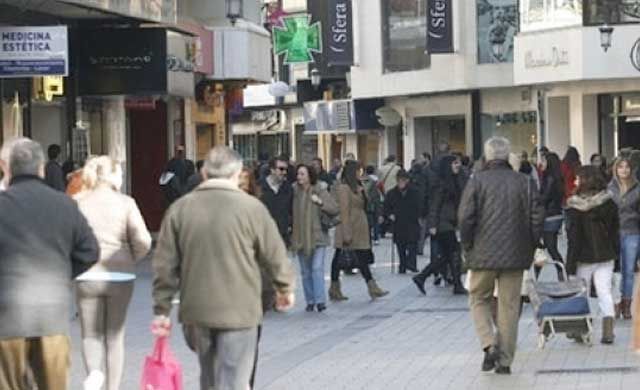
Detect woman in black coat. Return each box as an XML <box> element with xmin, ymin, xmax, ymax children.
<box><xmin>413</xmin><ymin>155</ymin><xmax>468</xmax><ymax>295</ymax></box>
<box><xmin>384</xmin><ymin>169</ymin><xmax>421</xmax><ymax>273</ymax></box>
<box><xmin>539</xmin><ymin>152</ymin><xmax>565</xmax><ymax>277</ymax></box>
<box><xmin>566</xmin><ymin>166</ymin><xmax>619</xmax><ymax>344</ymax></box>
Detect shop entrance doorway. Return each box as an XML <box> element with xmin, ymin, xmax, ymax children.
<box><xmin>129</xmin><ymin>100</ymin><xmax>168</xmax><ymax>232</ymax></box>
<box><xmin>414</xmin><ymin>115</ymin><xmax>466</xmax><ymax>157</ymax></box>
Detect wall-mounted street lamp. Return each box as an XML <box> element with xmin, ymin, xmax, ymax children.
<box><xmin>599</xmin><ymin>24</ymin><xmax>614</xmax><ymax>52</ymax></box>
<box><xmin>310</xmin><ymin>68</ymin><xmax>321</xmax><ymax>89</ymax></box>
<box><xmin>226</xmin><ymin>0</ymin><xmax>243</xmax><ymax>25</ymax></box>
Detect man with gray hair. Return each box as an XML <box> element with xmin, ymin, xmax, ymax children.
<box><xmin>0</xmin><ymin>138</ymin><xmax>99</xmax><ymax>389</ymax></box>
<box><xmin>152</xmin><ymin>146</ymin><xmax>295</xmax><ymax>390</ymax></box>
<box><xmin>458</xmin><ymin>137</ymin><xmax>543</xmax><ymax>375</ymax></box>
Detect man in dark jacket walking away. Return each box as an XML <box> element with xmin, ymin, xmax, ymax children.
<box><xmin>260</xmin><ymin>155</ymin><xmax>293</xmax><ymax>246</ymax></box>
<box><xmin>0</xmin><ymin>138</ymin><xmax>100</xmax><ymax>389</ymax></box>
<box><xmin>458</xmin><ymin>137</ymin><xmax>544</xmax><ymax>375</ymax></box>
<box><xmin>385</xmin><ymin>170</ymin><xmax>421</xmax><ymax>273</ymax></box>
<box><xmin>44</xmin><ymin>143</ymin><xmax>66</xmax><ymax>191</ymax></box>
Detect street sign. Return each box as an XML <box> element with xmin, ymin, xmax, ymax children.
<box><xmin>273</xmin><ymin>15</ymin><xmax>322</xmax><ymax>64</ymax></box>
<box><xmin>0</xmin><ymin>26</ymin><xmax>68</xmax><ymax>78</ymax></box>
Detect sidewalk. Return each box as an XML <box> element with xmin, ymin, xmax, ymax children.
<box><xmin>69</xmin><ymin>236</ymin><xmax>640</xmax><ymax>389</ymax></box>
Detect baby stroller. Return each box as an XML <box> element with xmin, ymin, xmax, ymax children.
<box><xmin>526</xmin><ymin>259</ymin><xmax>593</xmax><ymax>348</ymax></box>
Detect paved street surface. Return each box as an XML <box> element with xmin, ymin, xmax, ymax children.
<box><xmin>69</xmin><ymin>236</ymin><xmax>640</xmax><ymax>389</ymax></box>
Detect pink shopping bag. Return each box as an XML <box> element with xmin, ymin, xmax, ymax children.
<box><xmin>140</xmin><ymin>336</ymin><xmax>183</xmax><ymax>390</ymax></box>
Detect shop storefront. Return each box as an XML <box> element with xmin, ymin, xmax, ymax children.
<box><xmin>303</xmin><ymin>98</ymin><xmax>384</xmax><ymax>166</ymax></box>
<box><xmin>1</xmin><ymin>25</ymin><xmax>69</xmax><ymax>156</ymax></box>
<box><xmin>514</xmin><ymin>18</ymin><xmax>640</xmax><ymax>160</ymax></box>
<box><xmin>78</xmin><ymin>27</ymin><xmax>195</xmax><ymax>230</ymax></box>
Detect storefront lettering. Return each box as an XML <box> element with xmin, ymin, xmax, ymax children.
<box><xmin>430</xmin><ymin>0</ymin><xmax>447</xmax><ymax>30</ymax></box>
<box><xmin>1</xmin><ymin>31</ymin><xmax>53</xmax><ymax>52</ymax></box>
<box><xmin>524</xmin><ymin>47</ymin><xmax>569</xmax><ymax>68</ymax></box>
<box><xmin>330</xmin><ymin>3</ymin><xmax>349</xmax><ymax>50</ymax></box>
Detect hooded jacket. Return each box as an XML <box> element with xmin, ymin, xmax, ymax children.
<box><xmin>608</xmin><ymin>178</ymin><xmax>640</xmax><ymax>235</ymax></box>
<box><xmin>566</xmin><ymin>191</ymin><xmax>620</xmax><ymax>275</ymax></box>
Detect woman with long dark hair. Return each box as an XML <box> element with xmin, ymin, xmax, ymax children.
<box><xmin>539</xmin><ymin>152</ymin><xmax>565</xmax><ymax>275</ymax></box>
<box><xmin>329</xmin><ymin>160</ymin><xmax>389</xmax><ymax>301</ymax></box>
<box><xmin>417</xmin><ymin>155</ymin><xmax>468</xmax><ymax>295</ymax></box>
<box><xmin>566</xmin><ymin>166</ymin><xmax>619</xmax><ymax>344</ymax></box>
<box><xmin>291</xmin><ymin>164</ymin><xmax>339</xmax><ymax>312</ymax></box>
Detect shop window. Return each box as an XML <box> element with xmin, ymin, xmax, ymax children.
<box><xmin>481</xmin><ymin>112</ymin><xmax>538</xmax><ymax>156</ymax></box>
<box><xmin>258</xmin><ymin>133</ymin><xmax>290</xmax><ymax>160</ymax></box>
<box><xmin>584</xmin><ymin>0</ymin><xmax>640</xmax><ymax>25</ymax></box>
<box><xmin>477</xmin><ymin>0</ymin><xmax>519</xmax><ymax>64</ymax></box>
<box><xmin>520</xmin><ymin>0</ymin><xmax>582</xmax><ymax>32</ymax></box>
<box><xmin>233</xmin><ymin>134</ymin><xmax>258</xmax><ymax>161</ymax></box>
<box><xmin>382</xmin><ymin>0</ymin><xmax>430</xmax><ymax>73</ymax></box>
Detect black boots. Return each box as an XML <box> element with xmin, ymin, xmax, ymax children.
<box><xmin>482</xmin><ymin>346</ymin><xmax>500</xmax><ymax>371</ymax></box>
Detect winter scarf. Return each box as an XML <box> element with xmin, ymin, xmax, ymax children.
<box><xmin>292</xmin><ymin>185</ymin><xmax>316</xmax><ymax>257</ymax></box>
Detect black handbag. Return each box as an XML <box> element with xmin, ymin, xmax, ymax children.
<box><xmin>337</xmin><ymin>249</ymin><xmax>358</xmax><ymax>270</ymax></box>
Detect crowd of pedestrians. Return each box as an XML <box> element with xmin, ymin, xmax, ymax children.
<box><xmin>2</xmin><ymin>134</ymin><xmax>640</xmax><ymax>389</ymax></box>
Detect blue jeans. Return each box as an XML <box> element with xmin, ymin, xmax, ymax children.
<box><xmin>620</xmin><ymin>234</ymin><xmax>640</xmax><ymax>298</ymax></box>
<box><xmin>298</xmin><ymin>247</ymin><xmax>327</xmax><ymax>305</ymax></box>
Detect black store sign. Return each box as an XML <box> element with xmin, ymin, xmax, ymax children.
<box><xmin>427</xmin><ymin>0</ymin><xmax>453</xmax><ymax>54</ymax></box>
<box><xmin>327</xmin><ymin>0</ymin><xmax>354</xmax><ymax>66</ymax></box>
<box><xmin>79</xmin><ymin>28</ymin><xmax>167</xmax><ymax>95</ymax></box>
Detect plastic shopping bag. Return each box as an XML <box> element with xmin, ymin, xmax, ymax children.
<box><xmin>140</xmin><ymin>336</ymin><xmax>183</xmax><ymax>390</ymax></box>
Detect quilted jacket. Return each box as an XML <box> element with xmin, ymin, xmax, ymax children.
<box><xmin>458</xmin><ymin>160</ymin><xmax>544</xmax><ymax>271</ymax></box>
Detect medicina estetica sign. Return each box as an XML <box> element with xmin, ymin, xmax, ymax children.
<box><xmin>0</xmin><ymin>26</ymin><xmax>68</xmax><ymax>77</ymax></box>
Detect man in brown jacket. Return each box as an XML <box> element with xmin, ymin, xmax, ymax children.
<box><xmin>152</xmin><ymin>146</ymin><xmax>295</xmax><ymax>390</ymax></box>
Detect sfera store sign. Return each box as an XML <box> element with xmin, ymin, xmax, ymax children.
<box><xmin>327</xmin><ymin>0</ymin><xmax>353</xmax><ymax>66</ymax></box>
<box><xmin>0</xmin><ymin>26</ymin><xmax>68</xmax><ymax>77</ymax></box>
<box><xmin>427</xmin><ymin>0</ymin><xmax>453</xmax><ymax>54</ymax></box>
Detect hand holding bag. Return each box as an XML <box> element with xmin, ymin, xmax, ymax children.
<box><xmin>336</xmin><ymin>249</ymin><xmax>358</xmax><ymax>270</ymax></box>
<box><xmin>141</xmin><ymin>336</ymin><xmax>183</xmax><ymax>390</ymax></box>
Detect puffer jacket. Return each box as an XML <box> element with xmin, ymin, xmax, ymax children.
<box><xmin>566</xmin><ymin>191</ymin><xmax>620</xmax><ymax>275</ymax></box>
<box><xmin>458</xmin><ymin>160</ymin><xmax>544</xmax><ymax>271</ymax></box>
<box><xmin>608</xmin><ymin>179</ymin><xmax>640</xmax><ymax>235</ymax></box>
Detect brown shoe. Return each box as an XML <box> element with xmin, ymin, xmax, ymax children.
<box><xmin>615</xmin><ymin>302</ymin><xmax>621</xmax><ymax>319</ymax></box>
<box><xmin>367</xmin><ymin>279</ymin><xmax>389</xmax><ymax>299</ymax></box>
<box><xmin>328</xmin><ymin>281</ymin><xmax>348</xmax><ymax>301</ymax></box>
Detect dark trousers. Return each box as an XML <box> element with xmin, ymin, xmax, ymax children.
<box><xmin>396</xmin><ymin>242</ymin><xmax>418</xmax><ymax>273</ymax></box>
<box><xmin>416</xmin><ymin>232</ymin><xmax>462</xmax><ymax>287</ymax></box>
<box><xmin>331</xmin><ymin>248</ymin><xmax>373</xmax><ymax>282</ymax></box>
<box><xmin>367</xmin><ymin>213</ymin><xmax>380</xmax><ymax>241</ymax></box>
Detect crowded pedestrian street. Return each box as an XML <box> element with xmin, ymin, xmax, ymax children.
<box><xmin>5</xmin><ymin>1</ymin><xmax>640</xmax><ymax>389</ymax></box>
<box><xmin>66</xmin><ymin>236</ymin><xmax>640</xmax><ymax>390</ymax></box>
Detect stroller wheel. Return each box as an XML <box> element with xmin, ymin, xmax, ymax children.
<box><xmin>581</xmin><ymin>333</ymin><xmax>593</xmax><ymax>346</ymax></box>
<box><xmin>538</xmin><ymin>334</ymin><xmax>546</xmax><ymax>349</ymax></box>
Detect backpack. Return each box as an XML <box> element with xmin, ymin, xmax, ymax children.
<box><xmin>159</xmin><ymin>172</ymin><xmax>183</xmax><ymax>204</ymax></box>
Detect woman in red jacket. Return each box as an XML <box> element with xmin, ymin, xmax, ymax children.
<box><xmin>561</xmin><ymin>146</ymin><xmax>581</xmax><ymax>203</ymax></box>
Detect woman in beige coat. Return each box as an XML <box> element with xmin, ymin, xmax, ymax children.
<box><xmin>291</xmin><ymin>164</ymin><xmax>339</xmax><ymax>312</ymax></box>
<box><xmin>75</xmin><ymin>156</ymin><xmax>152</xmax><ymax>390</ymax></box>
<box><xmin>329</xmin><ymin>160</ymin><xmax>389</xmax><ymax>300</ymax></box>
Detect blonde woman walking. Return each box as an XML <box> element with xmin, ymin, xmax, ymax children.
<box><xmin>75</xmin><ymin>156</ymin><xmax>152</xmax><ymax>390</ymax></box>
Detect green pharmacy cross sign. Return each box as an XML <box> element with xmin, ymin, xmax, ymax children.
<box><xmin>273</xmin><ymin>15</ymin><xmax>322</xmax><ymax>64</ymax></box>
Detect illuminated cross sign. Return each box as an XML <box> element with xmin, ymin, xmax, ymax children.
<box><xmin>273</xmin><ymin>15</ymin><xmax>322</xmax><ymax>64</ymax></box>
